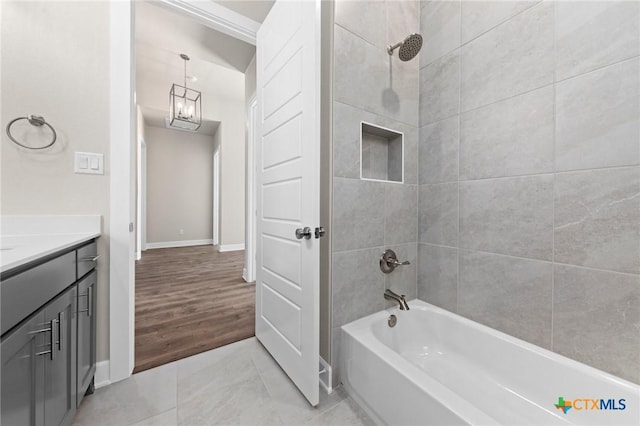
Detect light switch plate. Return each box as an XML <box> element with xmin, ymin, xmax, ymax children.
<box><xmin>75</xmin><ymin>152</ymin><xmax>104</xmax><ymax>175</ymax></box>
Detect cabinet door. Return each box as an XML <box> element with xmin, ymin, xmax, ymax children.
<box><xmin>44</xmin><ymin>286</ymin><xmax>77</xmax><ymax>426</ymax></box>
<box><xmin>1</xmin><ymin>311</ymin><xmax>46</xmax><ymax>426</ymax></box>
<box><xmin>76</xmin><ymin>271</ymin><xmax>96</xmax><ymax>406</ymax></box>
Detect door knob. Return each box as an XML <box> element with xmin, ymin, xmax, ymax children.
<box><xmin>295</xmin><ymin>227</ymin><xmax>312</xmax><ymax>240</ymax></box>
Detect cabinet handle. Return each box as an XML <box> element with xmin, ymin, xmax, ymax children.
<box><xmin>78</xmin><ymin>286</ymin><xmax>92</xmax><ymax>317</ymax></box>
<box><xmin>32</xmin><ymin>323</ymin><xmax>53</xmax><ymax>357</ymax></box>
<box><xmin>51</xmin><ymin>318</ymin><xmax>57</xmax><ymax>360</ymax></box>
<box><xmin>79</xmin><ymin>255</ymin><xmax>100</xmax><ymax>262</ymax></box>
<box><xmin>36</xmin><ymin>319</ymin><xmax>57</xmax><ymax>359</ymax></box>
<box><xmin>57</xmin><ymin>312</ymin><xmax>63</xmax><ymax>351</ymax></box>
<box><xmin>29</xmin><ymin>326</ymin><xmax>52</xmax><ymax>335</ymax></box>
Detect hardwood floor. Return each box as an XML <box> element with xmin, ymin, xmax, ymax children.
<box><xmin>134</xmin><ymin>245</ymin><xmax>255</xmax><ymax>373</ymax></box>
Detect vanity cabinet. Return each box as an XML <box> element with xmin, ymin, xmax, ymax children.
<box><xmin>0</xmin><ymin>311</ymin><xmax>46</xmax><ymax>426</ymax></box>
<box><xmin>76</xmin><ymin>271</ymin><xmax>97</xmax><ymax>405</ymax></box>
<box><xmin>43</xmin><ymin>286</ymin><xmax>77</xmax><ymax>426</ymax></box>
<box><xmin>0</xmin><ymin>239</ymin><xmax>97</xmax><ymax>426</ymax></box>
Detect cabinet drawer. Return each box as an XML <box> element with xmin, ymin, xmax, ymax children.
<box><xmin>76</xmin><ymin>241</ymin><xmax>98</xmax><ymax>279</ymax></box>
<box><xmin>1</xmin><ymin>252</ymin><xmax>76</xmax><ymax>336</ymax></box>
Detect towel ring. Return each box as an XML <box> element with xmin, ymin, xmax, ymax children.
<box><xmin>6</xmin><ymin>115</ymin><xmax>57</xmax><ymax>150</ymax></box>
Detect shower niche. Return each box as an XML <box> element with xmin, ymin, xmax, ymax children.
<box><xmin>360</xmin><ymin>122</ymin><xmax>403</xmax><ymax>183</ymax></box>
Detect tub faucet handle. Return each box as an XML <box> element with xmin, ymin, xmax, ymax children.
<box><xmin>380</xmin><ymin>249</ymin><xmax>410</xmax><ymax>274</ymax></box>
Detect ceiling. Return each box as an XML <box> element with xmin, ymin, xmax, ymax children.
<box><xmin>214</xmin><ymin>0</ymin><xmax>274</xmax><ymax>23</ymax></box>
<box><xmin>136</xmin><ymin>1</ymin><xmax>257</xmax><ymax>73</ymax></box>
<box><xmin>140</xmin><ymin>106</ymin><xmax>220</xmax><ymax>136</ymax></box>
<box><xmin>136</xmin><ymin>1</ymin><xmax>257</xmax><ymax>136</ymax></box>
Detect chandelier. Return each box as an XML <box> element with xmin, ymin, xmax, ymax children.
<box><xmin>168</xmin><ymin>53</ymin><xmax>202</xmax><ymax>131</ymax></box>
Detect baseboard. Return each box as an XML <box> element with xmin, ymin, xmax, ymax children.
<box><xmin>319</xmin><ymin>356</ymin><xmax>333</xmax><ymax>394</ymax></box>
<box><xmin>146</xmin><ymin>239</ymin><xmax>213</xmax><ymax>249</ymax></box>
<box><xmin>219</xmin><ymin>243</ymin><xmax>245</xmax><ymax>252</ymax></box>
<box><xmin>94</xmin><ymin>360</ymin><xmax>111</xmax><ymax>389</ymax></box>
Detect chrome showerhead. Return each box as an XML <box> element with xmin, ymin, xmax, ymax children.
<box><xmin>387</xmin><ymin>33</ymin><xmax>423</xmax><ymax>61</ymax></box>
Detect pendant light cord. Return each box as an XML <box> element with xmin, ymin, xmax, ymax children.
<box><xmin>184</xmin><ymin>57</ymin><xmax>187</xmax><ymax>89</ymax></box>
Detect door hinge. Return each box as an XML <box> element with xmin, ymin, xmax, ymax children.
<box><xmin>129</xmin><ymin>222</ymin><xmax>134</xmax><ymax>232</ymax></box>
<box><xmin>314</xmin><ymin>226</ymin><xmax>325</xmax><ymax>239</ymax></box>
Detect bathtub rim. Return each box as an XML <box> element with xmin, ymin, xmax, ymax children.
<box><xmin>340</xmin><ymin>299</ymin><xmax>639</xmax><ymax>425</ymax></box>
<box><xmin>342</xmin><ymin>299</ymin><xmax>639</xmax><ymax>392</ymax></box>
<box><xmin>340</xmin><ymin>323</ymin><xmax>500</xmax><ymax>425</ymax></box>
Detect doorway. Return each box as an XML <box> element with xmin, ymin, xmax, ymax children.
<box><xmin>213</xmin><ymin>148</ymin><xmax>220</xmax><ymax>247</ymax></box>
<box><xmin>130</xmin><ymin>1</ymin><xmax>265</xmax><ymax>373</ymax></box>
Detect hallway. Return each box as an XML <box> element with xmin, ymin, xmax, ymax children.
<box><xmin>134</xmin><ymin>245</ymin><xmax>254</xmax><ymax>372</ymax></box>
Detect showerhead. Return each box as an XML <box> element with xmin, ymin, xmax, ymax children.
<box><xmin>387</xmin><ymin>33</ymin><xmax>423</xmax><ymax>61</ymax></box>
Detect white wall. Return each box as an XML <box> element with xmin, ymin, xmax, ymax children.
<box><xmin>245</xmin><ymin>54</ymin><xmax>257</xmax><ymax>101</ymax></box>
<box><xmin>136</xmin><ymin>65</ymin><xmax>246</xmax><ymax>247</ymax></box>
<box><xmin>0</xmin><ymin>1</ymin><xmax>111</xmax><ymax>361</ymax></box>
<box><xmin>243</xmin><ymin>54</ymin><xmax>257</xmax><ymax>277</ymax></box>
<box><xmin>136</xmin><ymin>106</ymin><xmax>145</xmax><ymax>258</ymax></box>
<box><xmin>145</xmin><ymin>126</ymin><xmax>217</xmax><ymax>244</ymax></box>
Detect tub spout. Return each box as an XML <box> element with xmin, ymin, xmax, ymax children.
<box><xmin>384</xmin><ymin>289</ymin><xmax>410</xmax><ymax>310</ymax></box>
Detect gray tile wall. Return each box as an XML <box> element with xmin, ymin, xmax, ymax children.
<box><xmin>417</xmin><ymin>0</ymin><xmax>640</xmax><ymax>384</ymax></box>
<box><xmin>331</xmin><ymin>0</ymin><xmax>420</xmax><ymax>384</ymax></box>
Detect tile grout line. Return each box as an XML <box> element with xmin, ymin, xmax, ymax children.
<box><xmin>416</xmin><ymin>0</ymin><xmax>422</xmax><ymax>300</ymax></box>
<box><xmin>419</xmin><ymin>54</ymin><xmax>640</xmax><ymax>130</ymax></box>
<box><xmin>550</xmin><ymin>0</ymin><xmax>557</xmax><ymax>353</ymax></box>
<box><xmin>332</xmin><ymin>98</ymin><xmax>418</xmax><ymax>129</ymax></box>
<box><xmin>403</xmin><ymin>163</ymin><xmax>640</xmax><ymax>187</ymax></box>
<box><xmin>456</xmin><ymin>0</ymin><xmax>462</xmax><ymax>315</ymax></box>
<box><xmin>420</xmin><ymin>242</ymin><xmax>640</xmax><ymax>278</ymax></box>
<box><xmin>419</xmin><ymin>0</ymin><xmax>544</xmax><ymax>71</ymax></box>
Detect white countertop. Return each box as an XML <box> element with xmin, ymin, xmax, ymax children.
<box><xmin>1</xmin><ymin>215</ymin><xmax>101</xmax><ymax>274</ymax></box>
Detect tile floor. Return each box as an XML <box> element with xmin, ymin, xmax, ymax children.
<box><xmin>73</xmin><ymin>338</ymin><xmax>374</xmax><ymax>426</ymax></box>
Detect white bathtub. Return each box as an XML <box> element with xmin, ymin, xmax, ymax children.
<box><xmin>340</xmin><ymin>300</ymin><xmax>639</xmax><ymax>425</ymax></box>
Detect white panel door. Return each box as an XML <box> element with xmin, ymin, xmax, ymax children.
<box><xmin>256</xmin><ymin>0</ymin><xmax>321</xmax><ymax>406</ymax></box>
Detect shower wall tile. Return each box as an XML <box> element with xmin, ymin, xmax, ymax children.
<box><xmin>383</xmin><ymin>58</ymin><xmax>420</xmax><ymax>130</ymax></box>
<box><xmin>419</xmin><ymin>50</ymin><xmax>460</xmax><ymax>126</ymax></box>
<box><xmin>384</xmin><ymin>184</ymin><xmax>418</xmax><ymax>245</ymax></box>
<box><xmin>554</xmin><ymin>167</ymin><xmax>640</xmax><ymax>275</ymax></box>
<box><xmin>362</xmin><ymin>133</ymin><xmax>390</xmax><ymax>180</ymax></box>
<box><xmin>387</xmin><ymin>0</ymin><xmax>420</xmax><ymax>53</ymax></box>
<box><xmin>333</xmin><ymin>177</ymin><xmax>385</xmax><ymax>252</ymax></box>
<box><xmin>331</xmin><ymin>0</ymin><xmax>421</xmax><ymax>378</ymax></box>
<box><xmin>555</xmin><ymin>59</ymin><xmax>640</xmax><ymax>172</ymax></box>
<box><xmin>553</xmin><ymin>265</ymin><xmax>640</xmax><ymax>384</ymax></box>
<box><xmin>395</xmin><ymin>121</ymin><xmax>418</xmax><ymax>184</ymax></box>
<box><xmin>334</xmin><ymin>0</ymin><xmax>387</xmax><ymax>50</ymax></box>
<box><xmin>332</xmin><ymin>247</ymin><xmax>385</xmax><ymax>328</ymax></box>
<box><xmin>419</xmin><ymin>116</ymin><xmax>459</xmax><ymax>184</ymax></box>
<box><xmin>334</xmin><ymin>25</ymin><xmax>386</xmax><ymax>116</ymax></box>
<box><xmin>460</xmin><ymin>1</ymin><xmax>554</xmax><ymax>112</ymax></box>
<box><xmin>417</xmin><ymin>244</ymin><xmax>458</xmax><ymax>312</ymax></box>
<box><xmin>460</xmin><ymin>0</ymin><xmax>540</xmax><ymax>43</ymax></box>
<box><xmin>420</xmin><ymin>0</ymin><xmax>461</xmax><ymax>68</ymax></box>
<box><xmin>384</xmin><ymin>243</ymin><xmax>418</xmax><ymax>305</ymax></box>
<box><xmin>332</xmin><ymin>101</ymin><xmax>419</xmax><ymax>183</ymax></box>
<box><xmin>459</xmin><ymin>175</ymin><xmax>554</xmax><ymax>260</ymax></box>
<box><xmin>555</xmin><ymin>1</ymin><xmax>640</xmax><ymax>81</ymax></box>
<box><xmin>331</xmin><ymin>327</ymin><xmax>341</xmax><ymax>385</ymax></box>
<box><xmin>417</xmin><ymin>0</ymin><xmax>640</xmax><ymax>384</ymax></box>
<box><xmin>458</xmin><ymin>250</ymin><xmax>552</xmax><ymax>349</ymax></box>
<box><xmin>333</xmin><ymin>23</ymin><xmax>419</xmax><ymax>127</ymax></box>
<box><xmin>418</xmin><ymin>182</ymin><xmax>458</xmax><ymax>247</ymax></box>
<box><xmin>459</xmin><ymin>86</ymin><xmax>554</xmax><ymax>180</ymax></box>
<box><xmin>333</xmin><ymin>101</ymin><xmax>378</xmax><ymax>179</ymax></box>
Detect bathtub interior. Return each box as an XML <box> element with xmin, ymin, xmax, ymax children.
<box><xmin>342</xmin><ymin>299</ymin><xmax>640</xmax><ymax>425</ymax></box>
